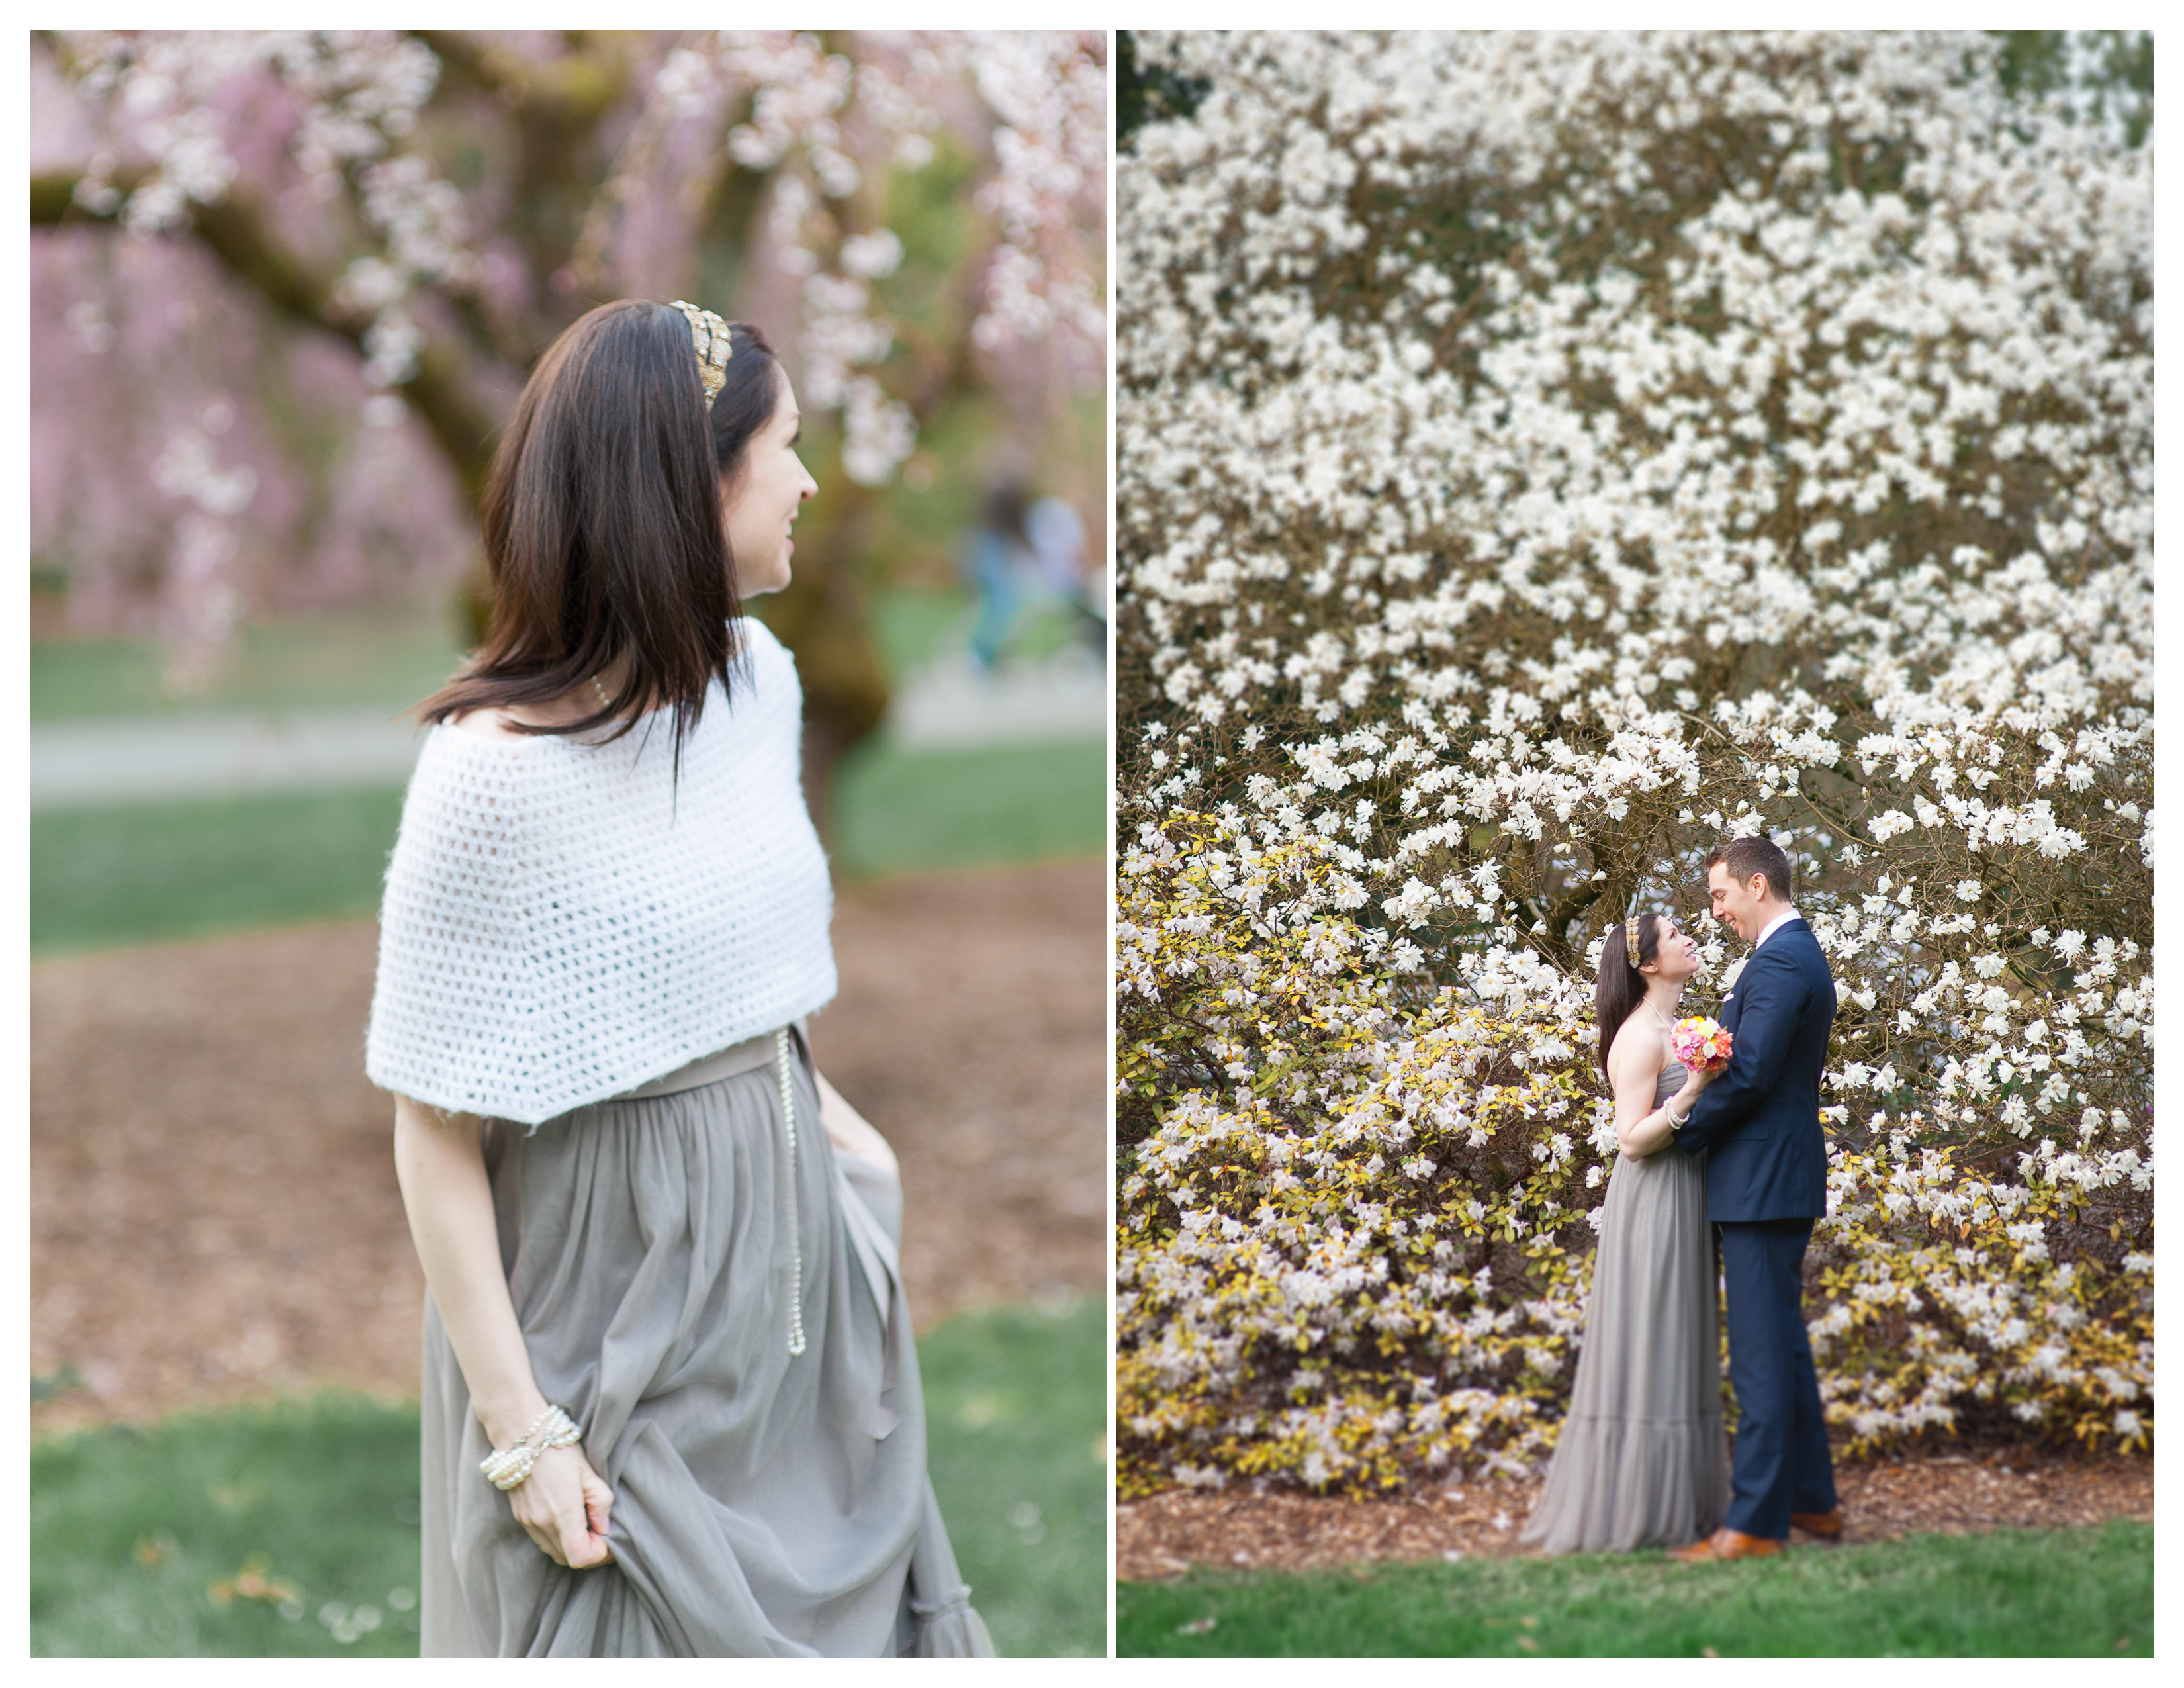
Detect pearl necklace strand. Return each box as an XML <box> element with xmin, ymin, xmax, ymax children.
<box><xmin>774</xmin><ymin>1027</ymin><xmax>809</xmax><ymax>1356</ymax></box>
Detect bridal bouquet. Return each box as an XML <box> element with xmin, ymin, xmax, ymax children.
<box><xmin>1672</xmin><ymin>1017</ymin><xmax>1734</xmax><ymax>1075</ymax></box>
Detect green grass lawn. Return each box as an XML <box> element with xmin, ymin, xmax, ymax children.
<box><xmin>32</xmin><ymin>1296</ymin><xmax>1106</xmax><ymax>1658</ymax></box>
<box><xmin>827</xmin><ymin>737</ymin><xmax>1106</xmax><ymax>880</ymax></box>
<box><xmin>1118</xmin><ymin>1519</ymin><xmax>2154</xmax><ymax>1657</ymax></box>
<box><xmin>30</xmin><ymin>614</ymin><xmax>471</xmax><ymax>722</ymax></box>
<box><xmin>30</xmin><ymin>787</ymin><xmax>410</xmax><ymax>957</ymax></box>
<box><xmin>29</xmin><ymin>587</ymin><xmax>981</xmax><ymax>724</ymax></box>
<box><xmin>916</xmin><ymin>1297</ymin><xmax>1109</xmax><ymax>1658</ymax></box>
<box><xmin>31</xmin><ymin>1394</ymin><xmax>426</xmax><ymax>1658</ymax></box>
<box><xmin>30</xmin><ymin>587</ymin><xmax>1102</xmax><ymax>957</ymax></box>
<box><xmin>30</xmin><ymin>737</ymin><xmax>1106</xmax><ymax>956</ymax></box>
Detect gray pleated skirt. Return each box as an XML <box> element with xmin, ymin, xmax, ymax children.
<box><xmin>1520</xmin><ymin>1063</ymin><xmax>1731</xmax><ymax>1556</ymax></box>
<box><xmin>417</xmin><ymin>1031</ymin><xmax>995</xmax><ymax>1656</ymax></box>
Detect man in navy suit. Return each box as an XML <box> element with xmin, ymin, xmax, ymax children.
<box><xmin>1664</xmin><ymin>835</ymin><xmax>1843</xmax><ymax>1562</ymax></box>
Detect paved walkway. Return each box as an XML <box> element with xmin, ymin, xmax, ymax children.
<box><xmin>30</xmin><ymin>708</ymin><xmax>429</xmax><ymax>810</ymax></box>
<box><xmin>887</xmin><ymin>649</ymin><xmax>1107</xmax><ymax>751</ymax></box>
<box><xmin>29</xmin><ymin>652</ymin><xmax>1108</xmax><ymax>809</ymax></box>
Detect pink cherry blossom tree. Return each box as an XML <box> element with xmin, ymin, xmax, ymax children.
<box><xmin>31</xmin><ymin>28</ymin><xmax>1106</xmax><ymax>774</ymax></box>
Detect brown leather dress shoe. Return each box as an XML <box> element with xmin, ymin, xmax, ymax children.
<box><xmin>1670</xmin><ymin>1528</ymin><xmax>1784</xmax><ymax>1563</ymax></box>
<box><xmin>1791</xmin><ymin>1509</ymin><xmax>1844</xmax><ymax>1538</ymax></box>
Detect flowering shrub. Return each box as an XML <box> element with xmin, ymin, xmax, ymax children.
<box><xmin>1117</xmin><ymin>31</ymin><xmax>2151</xmax><ymax>1493</ymax></box>
<box><xmin>1119</xmin><ymin>812</ymin><xmax>1603</xmax><ymax>1494</ymax></box>
<box><xmin>1813</xmin><ymin>1147</ymin><xmax>2151</xmax><ymax>1454</ymax></box>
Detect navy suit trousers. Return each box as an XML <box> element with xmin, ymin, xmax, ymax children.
<box><xmin>1719</xmin><ymin>1219</ymin><xmax>1837</xmax><ymax>1538</ymax></box>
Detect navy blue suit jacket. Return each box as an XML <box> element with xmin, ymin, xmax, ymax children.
<box><xmin>1674</xmin><ymin>918</ymin><xmax>1834</xmax><ymax>1222</ymax></box>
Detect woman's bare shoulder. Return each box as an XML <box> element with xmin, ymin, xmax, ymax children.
<box><xmin>444</xmin><ymin>694</ymin><xmax>603</xmax><ymax>741</ymax></box>
<box><xmin>445</xmin><ymin>706</ymin><xmax>537</xmax><ymax>742</ymax></box>
<box><xmin>1604</xmin><ymin>1014</ymin><xmax>1668</xmax><ymax>1090</ymax></box>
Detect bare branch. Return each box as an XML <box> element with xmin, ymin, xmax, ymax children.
<box><xmin>32</xmin><ymin>168</ymin><xmax>504</xmax><ymax>499</ymax></box>
<box><xmin>415</xmin><ymin>30</ymin><xmax>631</xmax><ymax>124</ymax></box>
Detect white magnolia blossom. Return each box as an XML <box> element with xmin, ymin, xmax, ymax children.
<box><xmin>1118</xmin><ymin>31</ymin><xmax>2150</xmax><ymax>1487</ymax></box>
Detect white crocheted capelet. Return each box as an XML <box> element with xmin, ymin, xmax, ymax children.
<box><xmin>365</xmin><ymin>619</ymin><xmax>836</xmax><ymax>1124</ymax></box>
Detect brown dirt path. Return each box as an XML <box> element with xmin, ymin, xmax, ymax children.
<box><xmin>1117</xmin><ymin>1451</ymin><xmax>2153</xmax><ymax>1580</ymax></box>
<box><xmin>31</xmin><ymin>861</ymin><xmax>1106</xmax><ymax>1432</ymax></box>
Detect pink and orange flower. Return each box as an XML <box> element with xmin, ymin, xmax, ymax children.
<box><xmin>1672</xmin><ymin>1016</ymin><xmax>1734</xmax><ymax>1074</ymax></box>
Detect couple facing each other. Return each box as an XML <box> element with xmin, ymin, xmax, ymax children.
<box><xmin>1520</xmin><ymin>834</ymin><xmax>1843</xmax><ymax>1562</ymax></box>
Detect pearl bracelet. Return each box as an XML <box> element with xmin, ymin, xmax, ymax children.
<box><xmin>480</xmin><ymin>1403</ymin><xmax>582</xmax><ymax>1491</ymax></box>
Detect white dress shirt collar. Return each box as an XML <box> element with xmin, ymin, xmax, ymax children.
<box><xmin>1753</xmin><ymin>907</ymin><xmax>1802</xmax><ymax>951</ymax></box>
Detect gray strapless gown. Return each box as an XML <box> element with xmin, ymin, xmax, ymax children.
<box><xmin>1519</xmin><ymin>1061</ymin><xmax>1730</xmax><ymax>1554</ymax></box>
<box><xmin>416</xmin><ymin>1037</ymin><xmax>995</xmax><ymax>1656</ymax></box>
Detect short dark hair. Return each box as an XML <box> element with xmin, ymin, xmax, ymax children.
<box><xmin>1704</xmin><ymin>835</ymin><xmax>1793</xmax><ymax>902</ymax></box>
<box><xmin>418</xmin><ymin>299</ymin><xmax>786</xmax><ymax>755</ymax></box>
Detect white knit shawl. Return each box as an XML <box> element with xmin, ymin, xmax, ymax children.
<box><xmin>365</xmin><ymin>620</ymin><xmax>836</xmax><ymax>1124</ymax></box>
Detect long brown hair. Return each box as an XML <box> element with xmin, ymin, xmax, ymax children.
<box><xmin>1594</xmin><ymin>912</ymin><xmax>1662</xmax><ymax>1079</ymax></box>
<box><xmin>418</xmin><ymin>300</ymin><xmax>785</xmax><ymax>755</ymax></box>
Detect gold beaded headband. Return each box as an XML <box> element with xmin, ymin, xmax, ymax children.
<box><xmin>670</xmin><ymin>299</ymin><xmax>732</xmax><ymax>407</ymax></box>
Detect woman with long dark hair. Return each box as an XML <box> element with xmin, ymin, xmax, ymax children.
<box><xmin>366</xmin><ymin>299</ymin><xmax>993</xmax><ymax>1656</ymax></box>
<box><xmin>1519</xmin><ymin>908</ymin><xmax>1730</xmax><ymax>1555</ymax></box>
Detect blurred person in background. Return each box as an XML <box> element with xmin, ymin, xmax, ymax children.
<box><xmin>368</xmin><ymin>298</ymin><xmax>994</xmax><ymax>1658</ymax></box>
<box><xmin>1026</xmin><ymin>492</ymin><xmax>1105</xmax><ymax>658</ymax></box>
<box><xmin>960</xmin><ymin>477</ymin><xmax>1099</xmax><ymax>671</ymax></box>
<box><xmin>959</xmin><ymin>478</ymin><xmax>1040</xmax><ymax>672</ymax></box>
<box><xmin>1025</xmin><ymin>492</ymin><xmax>1082</xmax><ymax>598</ymax></box>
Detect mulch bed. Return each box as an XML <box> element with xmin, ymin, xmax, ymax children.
<box><xmin>1117</xmin><ymin>1449</ymin><xmax>2154</xmax><ymax>1580</ymax></box>
<box><xmin>31</xmin><ymin>861</ymin><xmax>1105</xmax><ymax>1433</ymax></box>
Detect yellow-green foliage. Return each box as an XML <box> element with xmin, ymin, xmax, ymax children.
<box><xmin>1813</xmin><ymin>1147</ymin><xmax>2151</xmax><ymax>1457</ymax></box>
<box><xmin>1120</xmin><ymin>812</ymin><xmax>1606</xmax><ymax>1495</ymax></box>
<box><xmin>1118</xmin><ymin>810</ymin><xmax>2152</xmax><ymax>1497</ymax></box>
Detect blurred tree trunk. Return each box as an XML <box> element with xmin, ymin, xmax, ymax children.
<box><xmin>32</xmin><ymin>169</ymin><xmax>504</xmax><ymax>505</ymax></box>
